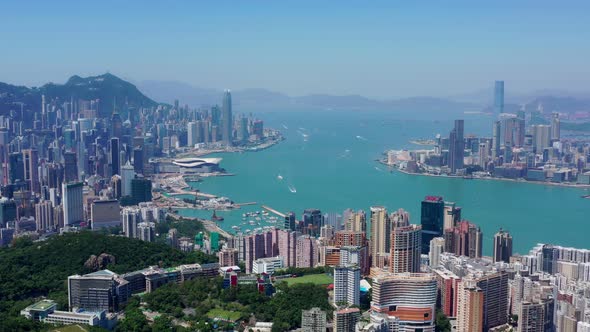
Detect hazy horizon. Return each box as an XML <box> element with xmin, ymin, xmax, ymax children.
<box><xmin>2</xmin><ymin>1</ymin><xmax>590</xmax><ymax>98</ymax></box>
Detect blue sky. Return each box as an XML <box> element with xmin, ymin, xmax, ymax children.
<box><xmin>1</xmin><ymin>1</ymin><xmax>589</xmax><ymax>98</ymax></box>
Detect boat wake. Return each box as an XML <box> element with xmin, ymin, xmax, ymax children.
<box><xmin>282</xmin><ymin>124</ymin><xmax>288</xmax><ymax>130</ymax></box>
<box><xmin>356</xmin><ymin>135</ymin><xmax>368</xmax><ymax>141</ymax></box>
<box><xmin>288</xmin><ymin>185</ymin><xmax>297</xmax><ymax>193</ymax></box>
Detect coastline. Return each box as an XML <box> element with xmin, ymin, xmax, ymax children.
<box><xmin>378</xmin><ymin>160</ymin><xmax>590</xmax><ymax>189</ymax></box>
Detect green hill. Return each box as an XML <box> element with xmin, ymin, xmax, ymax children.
<box><xmin>0</xmin><ymin>73</ymin><xmax>158</xmax><ymax>118</ymax></box>
<box><xmin>0</xmin><ymin>232</ymin><xmax>215</xmax><ymax>331</ymax></box>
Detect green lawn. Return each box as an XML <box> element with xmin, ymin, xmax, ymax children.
<box><xmin>207</xmin><ymin>308</ymin><xmax>242</xmax><ymax>321</ymax></box>
<box><xmin>282</xmin><ymin>273</ymin><xmax>333</xmax><ymax>285</ymax></box>
<box><xmin>52</xmin><ymin>325</ymin><xmax>89</xmax><ymax>332</ymax></box>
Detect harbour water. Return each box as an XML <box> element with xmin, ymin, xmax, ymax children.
<box><xmin>179</xmin><ymin>109</ymin><xmax>589</xmax><ymax>255</ymax></box>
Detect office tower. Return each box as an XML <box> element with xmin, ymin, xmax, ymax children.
<box><xmin>371</xmin><ymin>273</ymin><xmax>437</xmax><ymax>330</ymax></box>
<box><xmin>301</xmin><ymin>307</ymin><xmax>327</xmax><ymax>332</ymax></box>
<box><xmin>443</xmin><ymin>220</ymin><xmax>483</xmax><ymax>258</ymax></box>
<box><xmin>133</xmin><ymin>148</ymin><xmax>143</xmax><ymax>174</ymax></box>
<box><xmin>202</xmin><ymin>120</ymin><xmax>211</xmax><ymax>143</ymax></box>
<box><xmin>238</xmin><ymin>115</ymin><xmax>249</xmax><ymax>143</ymax></box>
<box><xmin>22</xmin><ymin>149</ymin><xmax>40</xmax><ymax>194</ymax></box>
<box><xmin>296</xmin><ymin>235</ymin><xmax>318</xmax><ymax>268</ymax></box>
<box><xmin>448</xmin><ymin>119</ymin><xmax>464</xmax><ymax>173</ymax></box>
<box><xmin>187</xmin><ymin>121</ymin><xmax>198</xmax><ymax>147</ymax></box>
<box><xmin>494</xmin><ymin>81</ymin><xmax>504</xmax><ymax>116</ymax></box>
<box><xmin>540</xmin><ymin>244</ymin><xmax>558</xmax><ymax>274</ymax></box>
<box><xmin>478</xmin><ymin>142</ymin><xmax>489</xmax><ymax>169</ymax></box>
<box><xmin>68</xmin><ymin>270</ymin><xmax>128</xmax><ymax>312</ymax></box>
<box><xmin>370</xmin><ymin>206</ymin><xmax>390</xmax><ymax>267</ymax></box>
<box><xmin>429</xmin><ymin>237</ymin><xmax>445</xmax><ymax>268</ymax></box>
<box><xmin>8</xmin><ymin>152</ymin><xmax>24</xmax><ymax>184</ymax></box>
<box><xmin>284</xmin><ymin>212</ymin><xmax>296</xmax><ymax>231</ymax></box>
<box><xmin>302</xmin><ymin>209</ymin><xmax>323</xmax><ymax>237</ymax></box>
<box><xmin>120</xmin><ymin>161</ymin><xmax>135</xmax><ymax>197</ymax></box>
<box><xmin>493</xmin><ymin>228</ymin><xmax>513</xmax><ymax>263</ymax></box>
<box><xmin>62</xmin><ymin>182</ymin><xmax>84</xmax><ymax>225</ymax></box>
<box><xmin>420</xmin><ymin>196</ymin><xmax>445</xmax><ymax>254</ymax></box>
<box><xmin>475</xmin><ymin>272</ymin><xmax>510</xmax><ymax>330</ymax></box>
<box><xmin>252</xmin><ymin>119</ymin><xmax>264</xmax><ymax>138</ymax></box>
<box><xmin>518</xmin><ymin>300</ymin><xmax>554</xmax><ymax>332</ymax></box>
<box><xmin>389</xmin><ymin>224</ymin><xmax>422</xmax><ymax>273</ymax></box>
<box><xmin>110</xmin><ymin>138</ymin><xmax>120</xmax><ymax>176</ymax></box>
<box><xmin>443</xmin><ymin>202</ymin><xmax>461</xmax><ymax>231</ymax></box>
<box><xmin>130</xmin><ymin>177</ymin><xmax>152</xmax><ymax>204</ymax></box>
<box><xmin>532</xmin><ymin>125</ymin><xmax>551</xmax><ymax>153</ymax></box>
<box><xmin>63</xmin><ymin>152</ymin><xmax>78</xmax><ymax>183</ymax></box>
<box><xmin>90</xmin><ymin>200</ymin><xmax>120</xmax><ymax>230</ymax></box>
<box><xmin>111</xmin><ymin>111</ymin><xmax>122</xmax><ymax>138</ymax></box>
<box><xmin>221</xmin><ymin>90</ymin><xmax>232</xmax><ymax>146</ymax></box>
<box><xmin>456</xmin><ymin>280</ymin><xmax>484</xmax><ymax>332</ymax></box>
<box><xmin>344</xmin><ymin>209</ymin><xmax>366</xmax><ymax>233</ymax></box>
<box><xmin>551</xmin><ymin>112</ymin><xmax>560</xmax><ymax>140</ymax></box>
<box><xmin>35</xmin><ymin>201</ymin><xmax>55</xmax><ymax>232</ymax></box>
<box><xmin>334</xmin><ymin>308</ymin><xmax>360</xmax><ymax>332</ymax></box>
<box><xmin>333</xmin><ymin>265</ymin><xmax>360</xmax><ymax>306</ymax></box>
<box><xmin>121</xmin><ymin>207</ymin><xmax>141</xmax><ymax>238</ymax></box>
<box><xmin>492</xmin><ymin>120</ymin><xmax>501</xmax><ymax>159</ymax></box>
<box><xmin>137</xmin><ymin>222</ymin><xmax>155</xmax><ymax>242</ymax></box>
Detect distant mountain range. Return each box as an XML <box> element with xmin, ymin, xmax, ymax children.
<box><xmin>0</xmin><ymin>73</ymin><xmax>157</xmax><ymax>117</ymax></box>
<box><xmin>137</xmin><ymin>80</ymin><xmax>479</xmax><ymax>113</ymax></box>
<box><xmin>1</xmin><ymin>73</ymin><xmax>590</xmax><ymax>118</ymax></box>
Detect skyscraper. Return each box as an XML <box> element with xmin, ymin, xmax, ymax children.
<box><xmin>389</xmin><ymin>224</ymin><xmax>422</xmax><ymax>273</ymax></box>
<box><xmin>551</xmin><ymin>112</ymin><xmax>560</xmax><ymax>141</ymax></box>
<box><xmin>333</xmin><ymin>265</ymin><xmax>360</xmax><ymax>306</ymax></box>
<box><xmin>63</xmin><ymin>152</ymin><xmax>78</xmax><ymax>183</ymax></box>
<box><xmin>448</xmin><ymin>119</ymin><xmax>464</xmax><ymax>174</ymax></box>
<box><xmin>475</xmin><ymin>272</ymin><xmax>510</xmax><ymax>330</ymax></box>
<box><xmin>22</xmin><ymin>149</ymin><xmax>40</xmax><ymax>194</ymax></box>
<box><xmin>492</xmin><ymin>120</ymin><xmax>501</xmax><ymax>159</ymax></box>
<box><xmin>302</xmin><ymin>209</ymin><xmax>323</xmax><ymax>237</ymax></box>
<box><xmin>429</xmin><ymin>237</ymin><xmax>445</xmax><ymax>268</ymax></box>
<box><xmin>370</xmin><ymin>206</ymin><xmax>390</xmax><ymax>268</ymax></box>
<box><xmin>110</xmin><ymin>137</ymin><xmax>120</xmax><ymax>176</ymax></box>
<box><xmin>493</xmin><ymin>228</ymin><xmax>513</xmax><ymax>263</ymax></box>
<box><xmin>344</xmin><ymin>209</ymin><xmax>366</xmax><ymax>233</ymax></box>
<box><xmin>221</xmin><ymin>90</ymin><xmax>232</xmax><ymax>146</ymax></box>
<box><xmin>494</xmin><ymin>80</ymin><xmax>504</xmax><ymax>116</ymax></box>
<box><xmin>62</xmin><ymin>182</ymin><xmax>84</xmax><ymax>225</ymax></box>
<box><xmin>532</xmin><ymin>124</ymin><xmax>551</xmax><ymax>153</ymax></box>
<box><xmin>420</xmin><ymin>196</ymin><xmax>445</xmax><ymax>254</ymax></box>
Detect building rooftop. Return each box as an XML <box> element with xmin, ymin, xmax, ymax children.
<box><xmin>27</xmin><ymin>300</ymin><xmax>56</xmax><ymax>311</ymax></box>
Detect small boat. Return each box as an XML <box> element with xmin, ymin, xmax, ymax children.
<box><xmin>232</xmin><ymin>226</ymin><xmax>240</xmax><ymax>230</ymax></box>
<box><xmin>211</xmin><ymin>210</ymin><xmax>224</xmax><ymax>222</ymax></box>
<box><xmin>277</xmin><ymin>175</ymin><xmax>284</xmax><ymax>180</ymax></box>
<box><xmin>581</xmin><ymin>195</ymin><xmax>590</xmax><ymax>199</ymax></box>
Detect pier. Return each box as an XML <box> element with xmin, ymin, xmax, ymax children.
<box><xmin>262</xmin><ymin>205</ymin><xmax>286</xmax><ymax>218</ymax></box>
<box><xmin>235</xmin><ymin>202</ymin><xmax>257</xmax><ymax>207</ymax></box>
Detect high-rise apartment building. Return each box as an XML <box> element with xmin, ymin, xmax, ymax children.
<box><xmin>333</xmin><ymin>265</ymin><xmax>360</xmax><ymax>306</ymax></box>
<box><xmin>429</xmin><ymin>237</ymin><xmax>445</xmax><ymax>268</ymax></box>
<box><xmin>389</xmin><ymin>224</ymin><xmax>422</xmax><ymax>273</ymax></box>
<box><xmin>301</xmin><ymin>307</ymin><xmax>327</xmax><ymax>332</ymax></box>
<box><xmin>551</xmin><ymin>112</ymin><xmax>560</xmax><ymax>141</ymax></box>
<box><xmin>344</xmin><ymin>209</ymin><xmax>366</xmax><ymax>233</ymax></box>
<box><xmin>22</xmin><ymin>149</ymin><xmax>40</xmax><ymax>194</ymax></box>
<box><xmin>296</xmin><ymin>235</ymin><xmax>318</xmax><ymax>268</ymax></box>
<box><xmin>370</xmin><ymin>206</ymin><xmax>390</xmax><ymax>268</ymax></box>
<box><xmin>443</xmin><ymin>220</ymin><xmax>483</xmax><ymax>258</ymax></box>
<box><xmin>302</xmin><ymin>209</ymin><xmax>323</xmax><ymax>237</ymax></box>
<box><xmin>333</xmin><ymin>308</ymin><xmax>360</xmax><ymax>332</ymax></box>
<box><xmin>456</xmin><ymin>280</ymin><xmax>484</xmax><ymax>332</ymax></box>
<box><xmin>475</xmin><ymin>272</ymin><xmax>510</xmax><ymax>330</ymax></box>
<box><xmin>493</xmin><ymin>229</ymin><xmax>513</xmax><ymax>263</ymax></box>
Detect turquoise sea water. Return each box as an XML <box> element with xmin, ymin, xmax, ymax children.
<box><xmin>179</xmin><ymin>110</ymin><xmax>589</xmax><ymax>255</ymax></box>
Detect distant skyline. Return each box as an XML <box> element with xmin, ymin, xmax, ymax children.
<box><xmin>1</xmin><ymin>1</ymin><xmax>590</xmax><ymax>98</ymax></box>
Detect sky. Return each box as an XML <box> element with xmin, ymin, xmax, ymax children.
<box><xmin>1</xmin><ymin>1</ymin><xmax>589</xmax><ymax>98</ymax></box>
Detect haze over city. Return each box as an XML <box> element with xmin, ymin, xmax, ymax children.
<box><xmin>2</xmin><ymin>1</ymin><xmax>590</xmax><ymax>98</ymax></box>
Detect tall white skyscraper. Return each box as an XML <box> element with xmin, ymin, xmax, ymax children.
<box><xmin>62</xmin><ymin>182</ymin><xmax>84</xmax><ymax>225</ymax></box>
<box><xmin>333</xmin><ymin>265</ymin><xmax>360</xmax><ymax>306</ymax></box>
<box><xmin>121</xmin><ymin>207</ymin><xmax>141</xmax><ymax>238</ymax></box>
<box><xmin>429</xmin><ymin>237</ymin><xmax>445</xmax><ymax>268</ymax></box>
<box><xmin>187</xmin><ymin>121</ymin><xmax>198</xmax><ymax>147</ymax></box>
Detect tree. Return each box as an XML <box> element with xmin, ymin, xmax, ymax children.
<box><xmin>116</xmin><ymin>308</ymin><xmax>150</xmax><ymax>332</ymax></box>
<box><xmin>435</xmin><ymin>309</ymin><xmax>451</xmax><ymax>332</ymax></box>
